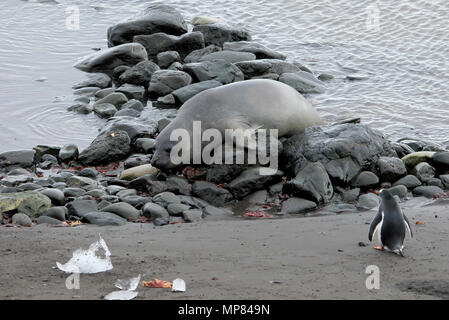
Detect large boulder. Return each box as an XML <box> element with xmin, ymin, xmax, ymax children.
<box><xmin>377</xmin><ymin>156</ymin><xmax>407</xmax><ymax>183</ymax></box>
<box><xmin>227</xmin><ymin>167</ymin><xmax>283</xmax><ymax>199</ymax></box>
<box><xmin>0</xmin><ymin>150</ymin><xmax>35</xmax><ymax>168</ymax></box>
<box><xmin>192</xmin><ymin>23</ymin><xmax>251</xmax><ymax>47</ymax></box>
<box><xmin>134</xmin><ymin>32</ymin><xmax>205</xmax><ymax>60</ymax></box>
<box><xmin>223</xmin><ymin>41</ymin><xmax>286</xmax><ymax>60</ymax></box>
<box><xmin>74</xmin><ymin>43</ymin><xmax>148</xmax><ymax>75</ymax></box>
<box><xmin>183</xmin><ymin>59</ymin><xmax>244</xmax><ymax>84</ymax></box>
<box><xmin>78</xmin><ymin>130</ymin><xmax>131</xmax><ymax>165</ymax></box>
<box><xmin>281</xmin><ymin>123</ymin><xmax>397</xmax><ymax>185</ymax></box>
<box><xmin>118</xmin><ymin>60</ymin><xmax>160</xmax><ymax>87</ymax></box>
<box><xmin>283</xmin><ymin>162</ymin><xmax>333</xmax><ymax>204</ymax></box>
<box><xmin>0</xmin><ymin>191</ymin><xmax>52</xmax><ymax>217</ymax></box>
<box><xmin>171</xmin><ymin>80</ymin><xmax>222</xmax><ymax>104</ymax></box>
<box><xmin>148</xmin><ymin>70</ymin><xmax>192</xmax><ymax>98</ymax></box>
<box><xmin>107</xmin><ymin>4</ymin><xmax>188</xmax><ymax>47</ymax></box>
<box><xmin>192</xmin><ymin>181</ymin><xmax>233</xmax><ymax>206</ymax></box>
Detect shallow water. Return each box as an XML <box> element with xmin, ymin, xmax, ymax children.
<box><xmin>1</xmin><ymin>0</ymin><xmax>448</xmax><ymax>152</ymax></box>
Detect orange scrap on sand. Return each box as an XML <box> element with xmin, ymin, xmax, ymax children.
<box><xmin>142</xmin><ymin>279</ymin><xmax>172</xmax><ymax>288</ymax></box>
<box><xmin>416</xmin><ymin>221</ymin><xmax>423</xmax><ymax>225</ymax></box>
<box><xmin>63</xmin><ymin>221</ymin><xmax>84</xmax><ymax>227</ymax></box>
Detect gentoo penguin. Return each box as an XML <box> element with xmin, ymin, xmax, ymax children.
<box><xmin>368</xmin><ymin>189</ymin><xmax>413</xmax><ymax>256</ymax></box>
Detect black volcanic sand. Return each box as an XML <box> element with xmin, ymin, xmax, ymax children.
<box><xmin>1</xmin><ymin>203</ymin><xmax>448</xmax><ymax>300</ymax></box>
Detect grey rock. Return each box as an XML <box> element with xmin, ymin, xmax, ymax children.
<box><xmin>135</xmin><ymin>138</ymin><xmax>156</xmax><ymax>154</ymax></box>
<box><xmin>134</xmin><ymin>32</ymin><xmax>205</xmax><ymax>60</ymax></box>
<box><xmin>100</xmin><ymin>202</ymin><xmax>140</xmax><ymax>221</ymax></box>
<box><xmin>203</xmin><ymin>205</ymin><xmax>232</xmax><ymax>216</ymax></box>
<box><xmin>118</xmin><ymin>60</ymin><xmax>160</xmax><ymax>87</ymax></box>
<box><xmin>152</xmin><ymin>191</ymin><xmax>181</xmax><ymax>207</ymax></box>
<box><xmin>79</xmin><ymin>168</ymin><xmax>99</xmax><ymax>179</ymax></box>
<box><xmin>412</xmin><ymin>186</ymin><xmax>444</xmax><ymax>198</ymax></box>
<box><xmin>182</xmin><ymin>209</ymin><xmax>203</xmax><ymax>222</ymax></box>
<box><xmin>74</xmin><ymin>43</ymin><xmax>148</xmax><ymax>75</ymax></box>
<box><xmin>86</xmin><ymin>189</ymin><xmax>107</xmax><ymax>198</ymax></box>
<box><xmin>281</xmin><ymin>197</ymin><xmax>317</xmax><ymax>214</ymax></box>
<box><xmin>114</xmin><ymin>108</ymin><xmax>141</xmax><ymax>118</ymax></box>
<box><xmin>95</xmin><ymin>88</ymin><xmax>116</xmax><ymax>99</ymax></box>
<box><xmin>392</xmin><ymin>142</ymin><xmax>415</xmax><ymax>158</ymax></box>
<box><xmin>17</xmin><ymin>183</ymin><xmax>42</xmax><ymax>191</ymax></box>
<box><xmin>283</xmin><ymin>162</ymin><xmax>333</xmax><ymax>204</ymax></box>
<box><xmin>106</xmin><ymin>185</ymin><xmax>126</xmax><ymax>195</ymax></box>
<box><xmin>124</xmin><ymin>154</ymin><xmax>152</xmax><ymax>169</ymax></box>
<box><xmin>63</xmin><ymin>187</ymin><xmax>86</xmax><ymax>197</ymax></box>
<box><xmin>78</xmin><ymin>130</ymin><xmax>131</xmax><ymax>165</ymax></box>
<box><xmin>341</xmin><ymin>188</ymin><xmax>360</xmax><ymax>202</ymax></box>
<box><xmin>120</xmin><ymin>195</ymin><xmax>150</xmax><ymax>208</ymax></box>
<box><xmin>377</xmin><ymin>156</ymin><xmax>408</xmax><ymax>183</ymax></box>
<box><xmin>148</xmin><ymin>70</ymin><xmax>192</xmax><ymax>98</ymax></box>
<box><xmin>439</xmin><ymin>174</ymin><xmax>449</xmax><ymax>189</ymax></box>
<box><xmin>43</xmin><ymin>206</ymin><xmax>68</xmax><ymax>221</ymax></box>
<box><xmin>158</xmin><ymin>118</ymin><xmax>171</xmax><ymax>132</ymax></box>
<box><xmin>227</xmin><ymin>167</ymin><xmax>283</xmax><ymax>199</ymax></box>
<box><xmin>0</xmin><ymin>150</ymin><xmax>35</xmax><ymax>168</ymax></box>
<box><xmin>107</xmin><ymin>4</ymin><xmax>188</xmax><ymax>46</ymax></box>
<box><xmin>33</xmin><ymin>145</ymin><xmax>61</xmax><ymax>161</ymax></box>
<box><xmin>73</xmin><ymin>87</ymin><xmax>101</xmax><ymax>97</ymax></box>
<box><xmin>154</xmin><ymin>94</ymin><xmax>176</xmax><ymax>108</ymax></box>
<box><xmin>192</xmin><ymin>23</ymin><xmax>251</xmax><ymax>47</ymax></box>
<box><xmin>168</xmin><ymin>61</ymin><xmax>184</xmax><ymax>71</ymax></box>
<box><xmin>12</xmin><ymin>213</ymin><xmax>32</xmax><ymax>226</ymax></box>
<box><xmin>66</xmin><ymin>200</ymin><xmax>98</xmax><ymax>218</ymax></box>
<box><xmin>388</xmin><ymin>185</ymin><xmax>408</xmax><ymax>198</ymax></box>
<box><xmin>166</xmin><ymin>175</ymin><xmax>191</xmax><ymax>195</ymax></box>
<box><xmin>350</xmin><ymin>171</ymin><xmax>379</xmax><ymax>188</ymax></box>
<box><xmin>192</xmin><ymin>181</ymin><xmax>233</xmax><ymax>206</ymax></box>
<box><xmin>116</xmin><ymin>189</ymin><xmax>137</xmax><ymax>198</ymax></box>
<box><xmin>183</xmin><ymin>59</ymin><xmax>243</xmax><ymax>84</ymax></box>
<box><xmin>156</xmin><ymin>51</ymin><xmax>181</xmax><ymax>68</ymax></box>
<box><xmin>121</xmin><ymin>99</ymin><xmax>145</xmax><ymax>112</ymax></box>
<box><xmin>171</xmin><ymin>80</ymin><xmax>222</xmax><ymax>104</ymax></box>
<box><xmin>93</xmin><ymin>92</ymin><xmax>128</xmax><ymax>109</ymax></box>
<box><xmin>83</xmin><ymin>211</ymin><xmax>127</xmax><ymax>226</ymax></box>
<box><xmin>37</xmin><ymin>216</ymin><xmax>63</xmax><ymax>225</ymax></box>
<box><xmin>199</xmin><ymin>50</ymin><xmax>256</xmax><ymax>63</ymax></box>
<box><xmin>223</xmin><ymin>41</ymin><xmax>286</xmax><ymax>60</ymax></box>
<box><xmin>73</xmin><ymin>73</ymin><xmax>112</xmax><ymax>89</ymax></box>
<box><xmin>184</xmin><ymin>44</ymin><xmax>222</xmax><ymax>63</ymax></box>
<box><xmin>40</xmin><ymin>188</ymin><xmax>65</xmax><ymax>205</ymax></box>
<box><xmin>142</xmin><ymin>202</ymin><xmax>169</xmax><ymax>219</ymax></box>
<box><xmin>282</xmin><ymin>124</ymin><xmax>397</xmax><ymax>185</ymax></box>
<box><xmin>235</xmin><ymin>59</ymin><xmax>301</xmax><ymax>79</ymax></box>
<box><xmin>66</xmin><ymin>176</ymin><xmax>98</xmax><ymax>188</ymax></box>
<box><xmin>392</xmin><ymin>175</ymin><xmax>422</xmax><ymax>189</ymax></box>
<box><xmin>357</xmin><ymin>193</ymin><xmax>380</xmax><ymax>210</ymax></box>
<box><xmin>278</xmin><ymin>71</ymin><xmax>326</xmax><ymax>94</ymax></box>
<box><xmin>167</xmin><ymin>203</ymin><xmax>191</xmax><ymax>216</ymax></box>
<box><xmin>58</xmin><ymin>144</ymin><xmax>79</xmax><ymax>162</ymax></box>
<box><xmin>426</xmin><ymin>178</ymin><xmax>444</xmax><ymax>189</ymax></box>
<box><xmin>99</xmin><ymin>115</ymin><xmax>158</xmax><ymax>140</ymax></box>
<box><xmin>432</xmin><ymin>152</ymin><xmax>449</xmax><ymax>170</ymax></box>
<box><xmin>116</xmin><ymin>84</ymin><xmax>146</xmax><ymax>102</ymax></box>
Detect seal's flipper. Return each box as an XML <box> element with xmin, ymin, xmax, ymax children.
<box><xmin>403</xmin><ymin>213</ymin><xmax>413</xmax><ymax>238</ymax></box>
<box><xmin>369</xmin><ymin>204</ymin><xmax>383</xmax><ymax>242</ymax></box>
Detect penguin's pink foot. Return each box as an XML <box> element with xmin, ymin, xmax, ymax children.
<box><xmin>374</xmin><ymin>246</ymin><xmax>384</xmax><ymax>251</ymax></box>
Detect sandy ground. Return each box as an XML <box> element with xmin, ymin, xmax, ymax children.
<box><xmin>1</xmin><ymin>202</ymin><xmax>448</xmax><ymax>300</ymax></box>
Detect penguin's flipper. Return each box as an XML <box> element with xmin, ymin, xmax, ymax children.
<box><xmin>368</xmin><ymin>204</ymin><xmax>383</xmax><ymax>242</ymax></box>
<box><xmin>403</xmin><ymin>213</ymin><xmax>413</xmax><ymax>238</ymax></box>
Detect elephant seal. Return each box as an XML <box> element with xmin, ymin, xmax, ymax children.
<box><xmin>151</xmin><ymin>79</ymin><xmax>324</xmax><ymax>170</ymax></box>
<box><xmin>74</xmin><ymin>43</ymin><xmax>148</xmax><ymax>75</ymax></box>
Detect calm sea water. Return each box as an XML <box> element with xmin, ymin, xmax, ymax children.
<box><xmin>0</xmin><ymin>0</ymin><xmax>448</xmax><ymax>152</ymax></box>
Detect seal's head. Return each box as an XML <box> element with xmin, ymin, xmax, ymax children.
<box><xmin>151</xmin><ymin>138</ymin><xmax>177</xmax><ymax>170</ymax></box>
